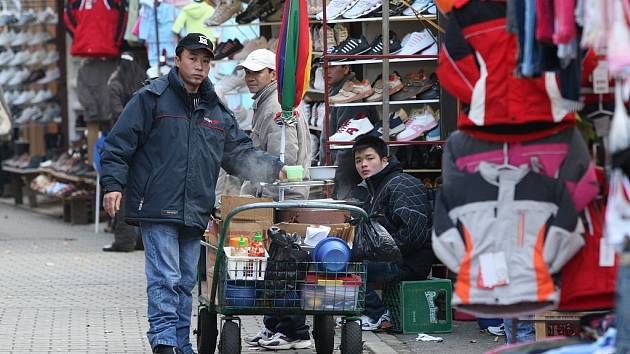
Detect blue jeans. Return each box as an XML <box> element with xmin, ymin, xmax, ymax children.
<box><xmin>363</xmin><ymin>262</ymin><xmax>400</xmax><ymax>320</ymax></box>
<box><xmin>503</xmin><ymin>318</ymin><xmax>535</xmax><ymax>344</ymax></box>
<box><xmin>141</xmin><ymin>222</ymin><xmax>201</xmax><ymax>354</ymax></box>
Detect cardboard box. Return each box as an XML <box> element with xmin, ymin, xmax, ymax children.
<box><xmin>533</xmin><ymin>311</ymin><xmax>581</xmax><ymax>340</ymax></box>
<box><xmin>220</xmin><ymin>195</ymin><xmax>273</xmax><ymax>223</ymax></box>
<box><xmin>272</xmin><ymin>222</ymin><xmax>355</xmax><ymax>249</ymax></box>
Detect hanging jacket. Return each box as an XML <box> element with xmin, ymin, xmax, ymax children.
<box><xmin>360</xmin><ymin>160</ymin><xmax>433</xmax><ymax>280</ymax></box>
<box><xmin>559</xmin><ymin>201</ymin><xmax>618</xmax><ymax>311</ymax></box>
<box><xmin>171</xmin><ymin>1</ymin><xmax>215</xmax><ymax>40</ymax></box>
<box><xmin>77</xmin><ymin>58</ymin><xmax>118</xmax><ymax>122</ymax></box>
<box><xmin>442</xmin><ymin>127</ymin><xmax>599</xmax><ymax>212</ymax></box>
<box><xmin>64</xmin><ymin>0</ymin><xmax>127</xmax><ymax>57</ymax></box>
<box><xmin>436</xmin><ymin>0</ymin><xmax>576</xmax><ymax>142</ymax></box>
<box><xmin>107</xmin><ymin>57</ymin><xmax>148</xmax><ymax>123</ymax></box>
<box><xmin>100</xmin><ymin>68</ymin><xmax>284</xmax><ymax>230</ymax></box>
<box><xmin>240</xmin><ymin>81</ymin><xmax>311</xmax><ymax>200</ymax></box>
<box><xmin>432</xmin><ymin>162</ymin><xmax>584</xmax><ymax>317</ymax></box>
<box><xmin>124</xmin><ymin>0</ymin><xmax>141</xmax><ymax>42</ymax></box>
<box><xmin>138</xmin><ymin>0</ymin><xmax>178</xmax><ymax>66</ymax></box>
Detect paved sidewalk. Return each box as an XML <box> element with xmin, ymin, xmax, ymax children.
<box><xmin>0</xmin><ymin>200</ymin><xmax>502</xmax><ymax>353</ymax></box>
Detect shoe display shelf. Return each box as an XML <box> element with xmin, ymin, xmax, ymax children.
<box><xmin>318</xmin><ymin>1</ymin><xmax>450</xmax><ymax>167</ymax></box>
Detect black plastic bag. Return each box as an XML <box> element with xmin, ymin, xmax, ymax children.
<box><xmin>263</xmin><ymin>227</ymin><xmax>310</xmax><ymax>300</ymax></box>
<box><xmin>352</xmin><ymin>220</ymin><xmax>403</xmax><ymax>264</ymax></box>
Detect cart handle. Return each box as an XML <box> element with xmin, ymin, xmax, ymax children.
<box><xmin>209</xmin><ymin>201</ymin><xmax>369</xmax><ymax>309</ymax></box>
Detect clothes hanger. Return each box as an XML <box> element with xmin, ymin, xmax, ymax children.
<box><xmin>587</xmin><ymin>94</ymin><xmax>614</xmax><ymax>119</ymax></box>
<box><xmin>497</xmin><ymin>143</ymin><xmax>519</xmax><ymax>171</ymax></box>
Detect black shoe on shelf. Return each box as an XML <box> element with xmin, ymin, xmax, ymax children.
<box><xmin>332</xmin><ymin>35</ymin><xmax>370</xmax><ymax>56</ymax></box>
<box><xmin>214</xmin><ymin>39</ymin><xmax>244</xmax><ymax>60</ymax></box>
<box><xmin>417</xmin><ymin>72</ymin><xmax>440</xmax><ymax>100</ymax></box>
<box><xmin>374</xmin><ymin>0</ymin><xmax>409</xmax><ymax>16</ymax></box>
<box><xmin>236</xmin><ymin>0</ymin><xmax>275</xmax><ymax>24</ymax></box>
<box><xmin>366</xmin><ymin>31</ymin><xmax>402</xmax><ymax>56</ymax></box>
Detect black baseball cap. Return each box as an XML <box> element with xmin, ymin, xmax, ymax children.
<box><xmin>176</xmin><ymin>33</ymin><xmax>214</xmax><ymax>58</ymax></box>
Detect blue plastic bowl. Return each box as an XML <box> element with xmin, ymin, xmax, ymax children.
<box><xmin>225</xmin><ymin>283</ymin><xmax>255</xmax><ymax>307</ymax></box>
<box><xmin>312</xmin><ymin>237</ymin><xmax>351</xmax><ymax>273</ymax></box>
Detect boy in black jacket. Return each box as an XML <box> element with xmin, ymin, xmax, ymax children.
<box><xmin>352</xmin><ymin>135</ymin><xmax>434</xmax><ymax>330</ymax></box>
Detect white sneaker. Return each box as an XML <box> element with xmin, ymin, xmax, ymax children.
<box><xmin>330</xmin><ymin>117</ymin><xmax>374</xmax><ymax>142</ymax></box>
<box><xmin>244</xmin><ymin>327</ymin><xmax>275</xmax><ymax>346</ymax></box>
<box><xmin>317</xmin><ymin>102</ymin><xmax>325</xmax><ymax>129</ymax></box>
<box><xmin>26</xmin><ymin>50</ymin><xmax>46</xmax><ymax>65</ymax></box>
<box><xmin>313</xmin><ymin>67</ymin><xmax>324</xmax><ymax>91</ymax></box>
<box><xmin>488</xmin><ymin>324</ymin><xmax>506</xmax><ymax>336</ymax></box>
<box><xmin>316</xmin><ymin>0</ymin><xmax>360</xmax><ymax>20</ymax></box>
<box><xmin>41</xmin><ymin>51</ymin><xmax>59</xmax><ymax>65</ymax></box>
<box><xmin>37</xmin><ymin>68</ymin><xmax>60</xmax><ymax>84</ymax></box>
<box><xmin>403</xmin><ymin>0</ymin><xmax>436</xmax><ymax>16</ymax></box>
<box><xmin>396</xmin><ymin>108</ymin><xmax>438</xmax><ymax>141</ymax></box>
<box><xmin>398</xmin><ymin>30</ymin><xmax>435</xmax><ymax>55</ymax></box>
<box><xmin>31</xmin><ymin>89</ymin><xmax>53</xmax><ymax>104</ymax></box>
<box><xmin>215</xmin><ymin>70</ymin><xmax>247</xmax><ymax>95</ymax></box>
<box><xmin>259</xmin><ymin>332</ymin><xmax>312</xmax><ymax>350</ymax></box>
<box><xmin>420</xmin><ymin>42</ymin><xmax>438</xmax><ymax>55</ymax></box>
<box><xmin>341</xmin><ymin>0</ymin><xmax>381</xmax><ymax>19</ymax></box>
<box><xmin>0</xmin><ymin>49</ymin><xmax>14</xmax><ymax>64</ymax></box>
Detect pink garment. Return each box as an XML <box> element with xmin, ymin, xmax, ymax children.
<box><xmin>455</xmin><ymin>143</ymin><xmax>599</xmax><ymax>212</ymax></box>
<box><xmin>132</xmin><ymin>16</ymin><xmax>141</xmax><ymax>37</ymax></box>
<box><xmin>536</xmin><ymin>0</ymin><xmax>554</xmax><ymax>42</ymax></box>
<box><xmin>553</xmin><ymin>0</ymin><xmax>577</xmax><ymax>44</ymax></box>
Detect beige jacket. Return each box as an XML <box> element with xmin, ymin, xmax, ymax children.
<box><xmin>240</xmin><ymin>81</ymin><xmax>311</xmax><ymax>200</ymax></box>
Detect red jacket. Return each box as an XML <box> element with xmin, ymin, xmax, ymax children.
<box><xmin>437</xmin><ymin>0</ymin><xmax>576</xmax><ymax>142</ymax></box>
<box><xmin>64</xmin><ymin>0</ymin><xmax>126</xmax><ymax>57</ymax></box>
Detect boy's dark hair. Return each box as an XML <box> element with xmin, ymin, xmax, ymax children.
<box><xmin>352</xmin><ymin>135</ymin><xmax>388</xmax><ymax>159</ymax></box>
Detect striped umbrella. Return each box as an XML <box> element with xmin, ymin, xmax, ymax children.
<box><xmin>275</xmin><ymin>0</ymin><xmax>312</xmax><ymax>162</ymax></box>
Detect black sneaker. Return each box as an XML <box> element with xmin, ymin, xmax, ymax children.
<box><xmin>366</xmin><ymin>31</ymin><xmax>402</xmax><ymax>55</ymax></box>
<box><xmin>214</xmin><ymin>39</ymin><xmax>244</xmax><ymax>60</ymax></box>
<box><xmin>236</xmin><ymin>0</ymin><xmax>276</xmax><ymax>24</ymax></box>
<box><xmin>417</xmin><ymin>72</ymin><xmax>440</xmax><ymax>100</ymax></box>
<box><xmin>374</xmin><ymin>0</ymin><xmax>409</xmax><ymax>16</ymax></box>
<box><xmin>332</xmin><ymin>35</ymin><xmax>370</xmax><ymax>56</ymax></box>
<box><xmin>153</xmin><ymin>345</ymin><xmax>183</xmax><ymax>354</ymax></box>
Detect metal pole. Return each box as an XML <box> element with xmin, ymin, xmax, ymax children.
<box><xmin>154</xmin><ymin>0</ymin><xmax>162</xmax><ymax>76</ymax></box>
<box><xmin>382</xmin><ymin>0</ymin><xmax>390</xmax><ymax>140</ymax></box>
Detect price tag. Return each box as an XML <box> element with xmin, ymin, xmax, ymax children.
<box><xmin>478</xmin><ymin>252</ymin><xmax>510</xmax><ymax>289</ymax></box>
<box><xmin>599</xmin><ymin>238</ymin><xmax>616</xmax><ymax>267</ymax></box>
<box><xmin>593</xmin><ymin>61</ymin><xmax>610</xmax><ymax>94</ymax></box>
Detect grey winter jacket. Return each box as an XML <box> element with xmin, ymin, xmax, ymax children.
<box><xmin>240</xmin><ymin>81</ymin><xmax>311</xmax><ymax>200</ymax></box>
<box><xmin>100</xmin><ymin>68</ymin><xmax>284</xmax><ymax>230</ymax></box>
<box><xmin>77</xmin><ymin>58</ymin><xmax>117</xmax><ymax>122</ymax></box>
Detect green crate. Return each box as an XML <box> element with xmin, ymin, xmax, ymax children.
<box><xmin>383</xmin><ymin>278</ymin><xmax>452</xmax><ymax>334</ymax></box>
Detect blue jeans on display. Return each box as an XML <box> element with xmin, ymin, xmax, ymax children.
<box><xmin>503</xmin><ymin>318</ymin><xmax>535</xmax><ymax>344</ymax></box>
<box><xmin>363</xmin><ymin>261</ymin><xmax>400</xmax><ymax>320</ymax></box>
<box><xmin>141</xmin><ymin>222</ymin><xmax>202</xmax><ymax>354</ymax></box>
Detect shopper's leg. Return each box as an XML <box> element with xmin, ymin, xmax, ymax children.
<box><xmin>175</xmin><ymin>226</ymin><xmax>202</xmax><ymax>354</ymax></box>
<box><xmin>275</xmin><ymin>315</ymin><xmax>310</xmax><ymax>340</ymax></box>
<box><xmin>263</xmin><ymin>315</ymin><xmax>280</xmax><ymax>332</ymax></box>
<box><xmin>363</xmin><ymin>287</ymin><xmax>386</xmax><ymax>320</ymax></box>
<box><xmin>141</xmin><ymin>222</ymin><xmax>181</xmax><ymax>349</ymax></box>
<box><xmin>503</xmin><ymin>318</ymin><xmax>534</xmax><ymax>344</ymax></box>
<box><xmin>363</xmin><ymin>261</ymin><xmax>400</xmax><ymax>320</ymax></box>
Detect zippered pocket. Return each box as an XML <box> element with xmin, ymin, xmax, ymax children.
<box><xmin>138</xmin><ymin>173</ymin><xmax>156</xmax><ymax>211</ymax></box>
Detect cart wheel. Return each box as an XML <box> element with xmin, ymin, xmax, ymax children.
<box><xmin>312</xmin><ymin>315</ymin><xmax>334</xmax><ymax>354</ymax></box>
<box><xmin>340</xmin><ymin>320</ymin><xmax>362</xmax><ymax>354</ymax></box>
<box><xmin>196</xmin><ymin>307</ymin><xmax>218</xmax><ymax>354</ymax></box>
<box><xmin>219</xmin><ymin>320</ymin><xmax>241</xmax><ymax>354</ymax></box>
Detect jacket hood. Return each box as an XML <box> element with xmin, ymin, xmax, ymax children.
<box><xmin>182</xmin><ymin>1</ymin><xmax>213</xmax><ymax>19</ymax></box>
<box><xmin>364</xmin><ymin>157</ymin><xmax>402</xmax><ymax>195</ymax></box>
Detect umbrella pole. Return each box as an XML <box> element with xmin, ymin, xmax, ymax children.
<box><xmin>280</xmin><ymin>123</ymin><xmax>286</xmax><ymax>163</ymax></box>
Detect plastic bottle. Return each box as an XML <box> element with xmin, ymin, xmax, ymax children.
<box><xmin>235</xmin><ymin>236</ymin><xmax>249</xmax><ymax>257</ymax></box>
<box><xmin>248</xmin><ymin>232</ymin><xmax>265</xmax><ymax>257</ymax></box>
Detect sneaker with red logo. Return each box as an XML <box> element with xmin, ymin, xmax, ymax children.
<box><xmin>330</xmin><ymin>117</ymin><xmax>374</xmax><ymax>142</ymax></box>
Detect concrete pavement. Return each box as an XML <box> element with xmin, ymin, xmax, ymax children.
<box><xmin>0</xmin><ymin>199</ymin><xmax>501</xmax><ymax>353</ymax></box>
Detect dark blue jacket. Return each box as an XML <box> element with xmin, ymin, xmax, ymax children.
<box><xmin>100</xmin><ymin>68</ymin><xmax>283</xmax><ymax>230</ymax></box>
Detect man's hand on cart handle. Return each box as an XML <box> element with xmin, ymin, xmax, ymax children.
<box><xmin>104</xmin><ymin>192</ymin><xmax>122</xmax><ymax>217</ymax></box>
<box><xmin>278</xmin><ymin>167</ymin><xmax>287</xmax><ymax>182</ymax></box>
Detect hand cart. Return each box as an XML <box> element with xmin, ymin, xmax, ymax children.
<box><xmin>196</xmin><ymin>201</ymin><xmax>369</xmax><ymax>354</ymax></box>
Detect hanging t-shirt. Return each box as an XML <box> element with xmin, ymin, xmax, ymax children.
<box><xmin>138</xmin><ymin>0</ymin><xmax>178</xmax><ymax>66</ymax></box>
<box><xmin>172</xmin><ymin>1</ymin><xmax>215</xmax><ymax>41</ymax></box>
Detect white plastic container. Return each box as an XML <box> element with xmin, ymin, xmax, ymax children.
<box><xmin>223</xmin><ymin>247</ymin><xmax>268</xmax><ymax>281</ymax></box>
<box><xmin>308</xmin><ymin>166</ymin><xmax>338</xmax><ymax>180</ymax></box>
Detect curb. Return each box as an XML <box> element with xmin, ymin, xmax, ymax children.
<box><xmin>363</xmin><ymin>331</ymin><xmax>398</xmax><ymax>354</ymax></box>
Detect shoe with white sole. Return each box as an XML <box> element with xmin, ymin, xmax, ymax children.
<box><xmin>397</xmin><ymin>108</ymin><xmax>439</xmax><ymax>141</ymax></box>
<box><xmin>329</xmin><ymin>80</ymin><xmax>374</xmax><ymax>104</ymax></box>
<box><xmin>259</xmin><ymin>332</ymin><xmax>312</xmax><ymax>350</ymax></box>
<box><xmin>330</xmin><ymin>117</ymin><xmax>374</xmax><ymax>142</ymax></box>
<box><xmin>333</xmin><ymin>35</ymin><xmax>370</xmax><ymax>56</ymax></box>
<box><xmin>398</xmin><ymin>30</ymin><xmax>435</xmax><ymax>55</ymax></box>
<box><xmin>361</xmin><ymin>310</ymin><xmax>390</xmax><ymax>331</ymax></box>
<box><xmin>403</xmin><ymin>0</ymin><xmax>436</xmax><ymax>16</ymax></box>
<box><xmin>316</xmin><ymin>0</ymin><xmax>359</xmax><ymax>20</ymax></box>
<box><xmin>244</xmin><ymin>327</ymin><xmax>275</xmax><ymax>346</ymax></box>
<box><xmin>341</xmin><ymin>0</ymin><xmax>381</xmax><ymax>19</ymax></box>
<box><xmin>366</xmin><ymin>73</ymin><xmax>404</xmax><ymax>102</ymax></box>
<box><xmin>313</xmin><ymin>66</ymin><xmax>325</xmax><ymax>91</ymax></box>
<box><xmin>488</xmin><ymin>324</ymin><xmax>506</xmax><ymax>336</ymax></box>
<box><xmin>376</xmin><ymin>109</ymin><xmax>407</xmax><ymax>136</ymax></box>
